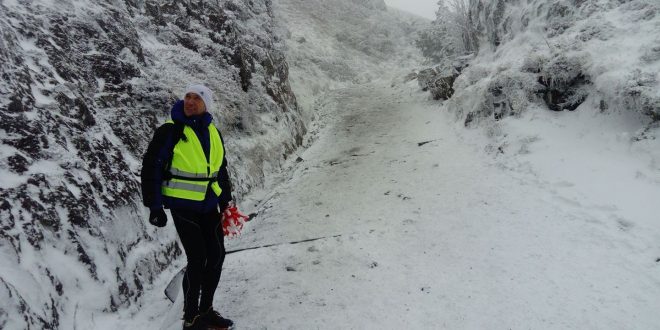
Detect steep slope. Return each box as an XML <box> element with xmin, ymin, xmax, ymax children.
<box><xmin>272</xmin><ymin>0</ymin><xmax>427</xmax><ymax>120</ymax></box>
<box><xmin>0</xmin><ymin>0</ymin><xmax>304</xmax><ymax>328</ymax></box>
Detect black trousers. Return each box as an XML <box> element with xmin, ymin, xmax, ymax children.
<box><xmin>171</xmin><ymin>209</ymin><xmax>226</xmax><ymax>320</ymax></box>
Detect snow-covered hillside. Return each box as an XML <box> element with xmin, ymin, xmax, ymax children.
<box><xmin>454</xmin><ymin>0</ymin><xmax>659</xmax><ymax>125</ymax></box>
<box><xmin>418</xmin><ymin>0</ymin><xmax>659</xmax><ymax>128</ymax></box>
<box><xmin>0</xmin><ymin>0</ymin><xmax>305</xmax><ymax>328</ymax></box>
<box><xmin>272</xmin><ymin>0</ymin><xmax>427</xmax><ymax>121</ymax></box>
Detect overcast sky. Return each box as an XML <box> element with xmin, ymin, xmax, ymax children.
<box><xmin>383</xmin><ymin>0</ymin><xmax>438</xmax><ymax>20</ymax></box>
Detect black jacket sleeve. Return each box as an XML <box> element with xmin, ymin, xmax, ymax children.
<box><xmin>216</xmin><ymin>130</ymin><xmax>234</xmax><ymax>210</ymax></box>
<box><xmin>141</xmin><ymin>123</ymin><xmax>174</xmax><ymax>209</ymax></box>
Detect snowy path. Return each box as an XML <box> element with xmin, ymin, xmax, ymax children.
<box><xmin>83</xmin><ymin>81</ymin><xmax>660</xmax><ymax>330</ymax></box>
<box><xmin>205</xmin><ymin>81</ymin><xmax>660</xmax><ymax>329</ymax></box>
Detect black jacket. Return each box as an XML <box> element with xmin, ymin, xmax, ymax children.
<box><xmin>141</xmin><ymin>101</ymin><xmax>233</xmax><ymax>213</ymax></box>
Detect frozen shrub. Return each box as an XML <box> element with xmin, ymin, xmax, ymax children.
<box><xmin>620</xmin><ymin>0</ymin><xmax>658</xmax><ymax>22</ymax></box>
<box><xmin>488</xmin><ymin>71</ymin><xmax>545</xmax><ymax>118</ymax></box>
<box><xmin>540</xmin><ymin>54</ymin><xmax>586</xmax><ymax>89</ymax></box>
<box><xmin>521</xmin><ymin>53</ymin><xmax>546</xmax><ymax>74</ymax></box>
<box><xmin>456</xmin><ymin>71</ymin><xmax>543</xmax><ymax>126</ymax></box>
<box><xmin>538</xmin><ymin>53</ymin><xmax>591</xmax><ymax>111</ymax></box>
<box><xmin>421</xmin><ymin>0</ymin><xmax>659</xmax><ymax>127</ymax></box>
<box><xmin>452</xmin><ymin>63</ymin><xmax>490</xmax><ymax>89</ymax></box>
<box><xmin>541</xmin><ymin>1</ymin><xmax>579</xmax><ymax>37</ymax></box>
<box><xmin>621</xmin><ymin>70</ymin><xmax>660</xmax><ymax>121</ymax></box>
<box><xmin>445</xmin><ymin>80</ymin><xmax>490</xmax><ymax>126</ymax></box>
<box><xmin>416</xmin><ymin>23</ymin><xmax>461</xmax><ymax>63</ymax></box>
<box><xmin>469</xmin><ymin>0</ymin><xmax>518</xmax><ymax>48</ymax></box>
<box><xmin>576</xmin><ymin>21</ymin><xmax>615</xmax><ymax>42</ymax></box>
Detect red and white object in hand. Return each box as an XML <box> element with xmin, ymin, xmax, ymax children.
<box><xmin>221</xmin><ymin>201</ymin><xmax>249</xmax><ymax>237</ymax></box>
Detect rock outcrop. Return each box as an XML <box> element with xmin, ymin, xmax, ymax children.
<box><xmin>0</xmin><ymin>0</ymin><xmax>304</xmax><ymax>328</ymax></box>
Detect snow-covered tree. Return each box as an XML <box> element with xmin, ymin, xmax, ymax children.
<box><xmin>416</xmin><ymin>0</ymin><xmax>479</xmax><ymax>63</ymax></box>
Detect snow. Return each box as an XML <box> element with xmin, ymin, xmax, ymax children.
<box><xmin>0</xmin><ymin>168</ymin><xmax>26</xmax><ymax>189</ymax></box>
<box><xmin>483</xmin><ymin>106</ymin><xmax>660</xmax><ymax>228</ymax></box>
<box><xmin>97</xmin><ymin>74</ymin><xmax>660</xmax><ymax>329</ymax></box>
<box><xmin>213</xmin><ymin>80</ymin><xmax>660</xmax><ymax>329</ymax></box>
<box><xmin>1</xmin><ymin>0</ymin><xmax>19</xmax><ymax>7</ymax></box>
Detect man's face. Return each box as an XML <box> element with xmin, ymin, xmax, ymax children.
<box><xmin>183</xmin><ymin>92</ymin><xmax>206</xmax><ymax>116</ymax></box>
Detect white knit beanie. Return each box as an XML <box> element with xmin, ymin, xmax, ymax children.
<box><xmin>184</xmin><ymin>84</ymin><xmax>214</xmax><ymax>111</ymax></box>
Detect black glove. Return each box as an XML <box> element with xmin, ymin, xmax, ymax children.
<box><xmin>149</xmin><ymin>208</ymin><xmax>167</xmax><ymax>227</ymax></box>
<box><xmin>218</xmin><ymin>199</ymin><xmax>231</xmax><ymax>213</ymax></box>
<box><xmin>218</xmin><ymin>191</ymin><xmax>234</xmax><ymax>213</ymax></box>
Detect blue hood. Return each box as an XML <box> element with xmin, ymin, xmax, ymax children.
<box><xmin>171</xmin><ymin>100</ymin><xmax>213</xmax><ymax>128</ymax></box>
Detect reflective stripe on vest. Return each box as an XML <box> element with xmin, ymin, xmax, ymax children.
<box><xmin>169</xmin><ymin>168</ymin><xmax>220</xmax><ymax>180</ymax></box>
<box><xmin>161</xmin><ymin>120</ymin><xmax>224</xmax><ymax>201</ymax></box>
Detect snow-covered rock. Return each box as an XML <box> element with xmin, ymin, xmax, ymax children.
<box><xmin>420</xmin><ymin>0</ymin><xmax>660</xmax><ymax>129</ymax></box>
<box><xmin>0</xmin><ymin>0</ymin><xmax>304</xmax><ymax>328</ymax></box>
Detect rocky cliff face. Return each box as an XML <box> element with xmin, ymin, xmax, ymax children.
<box><xmin>0</xmin><ymin>0</ymin><xmax>304</xmax><ymax>328</ymax></box>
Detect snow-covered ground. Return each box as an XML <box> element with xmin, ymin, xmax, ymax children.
<box><xmin>102</xmin><ymin>75</ymin><xmax>660</xmax><ymax>329</ymax></box>
<box><xmin>223</xmin><ymin>80</ymin><xmax>660</xmax><ymax>329</ymax></box>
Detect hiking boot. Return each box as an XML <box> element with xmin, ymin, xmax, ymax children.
<box><xmin>182</xmin><ymin>315</ymin><xmax>207</xmax><ymax>330</ymax></box>
<box><xmin>200</xmin><ymin>308</ymin><xmax>234</xmax><ymax>329</ymax></box>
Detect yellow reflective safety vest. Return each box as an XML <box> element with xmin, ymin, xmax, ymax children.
<box><xmin>161</xmin><ymin>120</ymin><xmax>224</xmax><ymax>201</ymax></box>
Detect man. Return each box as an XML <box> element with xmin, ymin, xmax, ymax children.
<box><xmin>141</xmin><ymin>84</ymin><xmax>234</xmax><ymax>330</ymax></box>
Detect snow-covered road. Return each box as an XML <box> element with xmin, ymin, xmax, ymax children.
<box><xmin>199</xmin><ymin>81</ymin><xmax>660</xmax><ymax>329</ymax></box>
<box><xmin>104</xmin><ymin>79</ymin><xmax>660</xmax><ymax>330</ymax></box>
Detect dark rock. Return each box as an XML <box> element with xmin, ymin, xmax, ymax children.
<box><xmin>69</xmin><ymin>230</ymin><xmax>98</xmax><ymax>280</ymax></box>
<box><xmin>417</xmin><ymin>67</ymin><xmax>457</xmax><ymax>100</ymax></box>
<box><xmin>7</xmin><ymin>95</ymin><xmax>25</xmax><ymax>112</ymax></box>
<box><xmin>429</xmin><ymin>75</ymin><xmax>456</xmax><ymax>100</ymax></box>
<box><xmin>233</xmin><ymin>46</ymin><xmax>254</xmax><ymax>92</ymax></box>
<box><xmin>7</xmin><ymin>154</ymin><xmax>29</xmax><ymax>174</ymax></box>
<box><xmin>85</xmin><ymin>53</ymin><xmax>141</xmax><ymax>87</ymax></box>
<box><xmin>0</xmin><ymin>199</ymin><xmax>15</xmax><ymax>230</ymax></box>
<box><xmin>464</xmin><ymin>112</ymin><xmax>476</xmax><ymax>127</ymax></box>
<box><xmin>417</xmin><ymin>57</ymin><xmax>470</xmax><ymax>100</ymax></box>
<box><xmin>75</xmin><ymin>98</ymin><xmax>96</xmax><ymax>127</ymax></box>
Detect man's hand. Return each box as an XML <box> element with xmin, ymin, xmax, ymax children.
<box><xmin>218</xmin><ymin>192</ymin><xmax>234</xmax><ymax>213</ymax></box>
<box><xmin>149</xmin><ymin>208</ymin><xmax>168</xmax><ymax>227</ymax></box>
